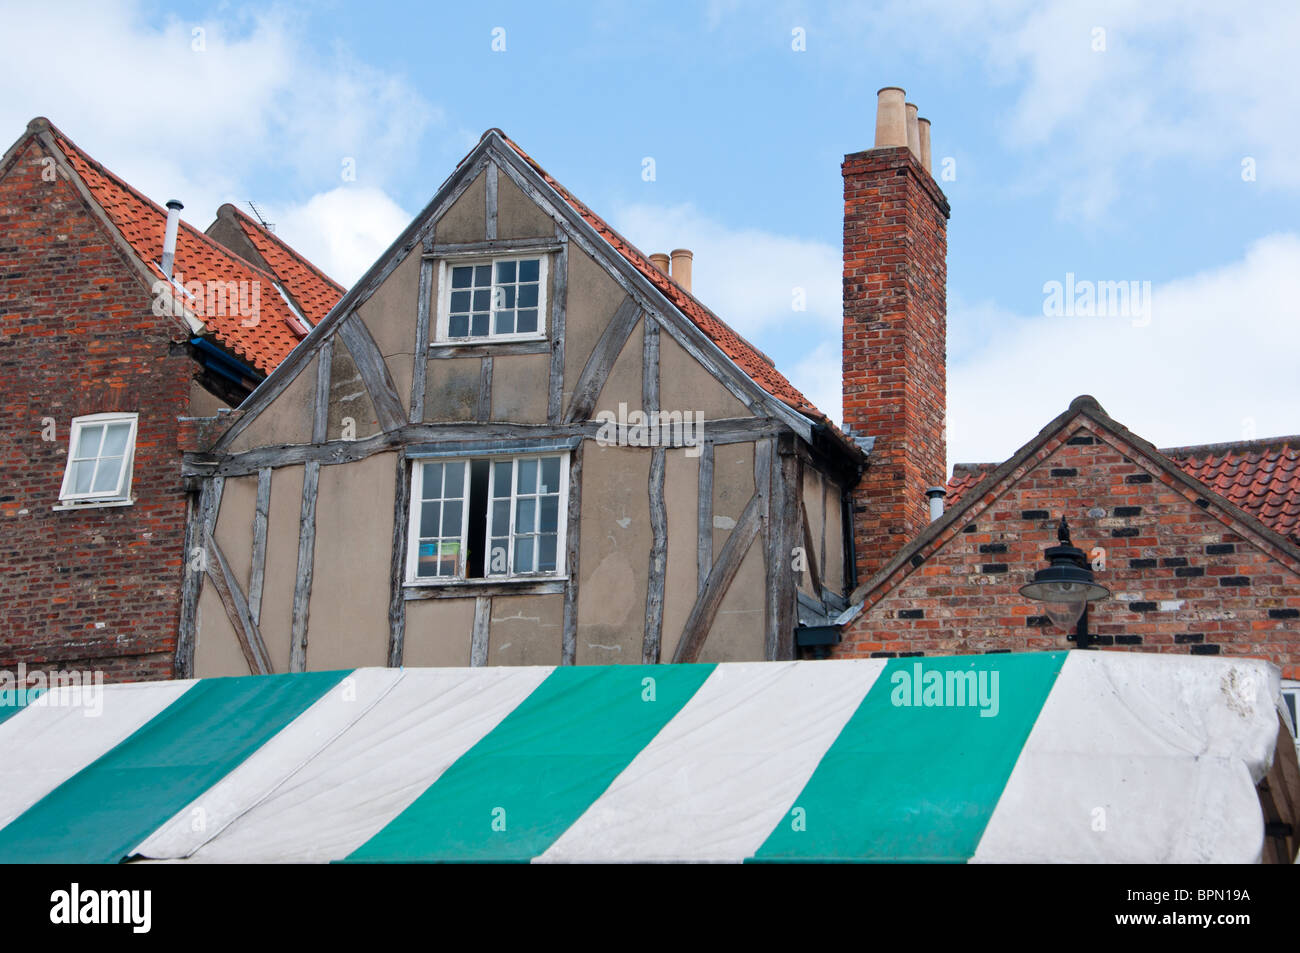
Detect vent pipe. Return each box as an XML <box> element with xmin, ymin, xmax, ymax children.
<box><xmin>161</xmin><ymin>199</ymin><xmax>183</xmax><ymax>280</ymax></box>
<box><xmin>926</xmin><ymin>486</ymin><xmax>947</xmax><ymax>522</ymax></box>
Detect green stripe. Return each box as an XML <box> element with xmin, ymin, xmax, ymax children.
<box><xmin>751</xmin><ymin>652</ymin><xmax>1066</xmax><ymax>863</ymax></box>
<box><xmin>346</xmin><ymin>664</ymin><xmax>715</xmax><ymax>863</ymax></box>
<box><xmin>0</xmin><ymin>670</ymin><xmax>349</xmax><ymax>863</ymax></box>
<box><xmin>0</xmin><ymin>689</ymin><xmax>41</xmax><ymax>725</ymax></box>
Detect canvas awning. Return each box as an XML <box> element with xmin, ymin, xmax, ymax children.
<box><xmin>0</xmin><ymin>651</ymin><xmax>1294</xmax><ymax>863</ymax></box>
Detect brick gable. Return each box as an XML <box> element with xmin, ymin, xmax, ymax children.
<box><xmin>838</xmin><ymin>406</ymin><xmax>1300</xmax><ymax>679</ymax></box>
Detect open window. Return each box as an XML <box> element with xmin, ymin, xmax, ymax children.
<box><xmin>57</xmin><ymin>413</ymin><xmax>138</xmax><ymax>507</ymax></box>
<box><xmin>435</xmin><ymin>256</ymin><xmax>548</xmax><ymax>344</ymax></box>
<box><xmin>405</xmin><ymin>452</ymin><xmax>569</xmax><ymax>584</ymax></box>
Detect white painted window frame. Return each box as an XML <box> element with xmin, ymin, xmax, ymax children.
<box><xmin>434</xmin><ymin>255</ymin><xmax>549</xmax><ymax>345</ymax></box>
<box><xmin>56</xmin><ymin>412</ymin><xmax>139</xmax><ymax>507</ymax></box>
<box><xmin>405</xmin><ymin>452</ymin><xmax>570</xmax><ymax>585</ymax></box>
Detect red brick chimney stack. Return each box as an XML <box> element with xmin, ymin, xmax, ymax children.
<box><xmin>843</xmin><ymin>86</ymin><xmax>950</xmax><ymax>583</ymax></box>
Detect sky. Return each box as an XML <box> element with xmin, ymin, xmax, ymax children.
<box><xmin>2</xmin><ymin>0</ymin><xmax>1297</xmax><ymax>471</ymax></box>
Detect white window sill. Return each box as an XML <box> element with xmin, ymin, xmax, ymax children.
<box><xmin>52</xmin><ymin>499</ymin><xmax>135</xmax><ymax>511</ymax></box>
<box><xmin>432</xmin><ymin>334</ymin><xmax>547</xmax><ymax>348</ymax></box>
<box><xmin>404</xmin><ymin>575</ymin><xmax>568</xmax><ymax>589</ymax></box>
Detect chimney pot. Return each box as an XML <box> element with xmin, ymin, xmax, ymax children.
<box><xmin>926</xmin><ymin>486</ymin><xmax>947</xmax><ymax>522</ymax></box>
<box><xmin>669</xmin><ymin>248</ymin><xmax>693</xmax><ymax>293</ymax></box>
<box><xmin>649</xmin><ymin>252</ymin><xmax>670</xmax><ymax>275</ymax></box>
<box><xmin>161</xmin><ymin>199</ymin><xmax>184</xmax><ymax>280</ymax></box>
<box><xmin>917</xmin><ymin>118</ymin><xmax>932</xmax><ymax>173</ymax></box>
<box><xmin>874</xmin><ymin>87</ymin><xmax>908</xmax><ymax>148</ymax></box>
<box><xmin>905</xmin><ymin>103</ymin><xmax>921</xmax><ymax>160</ymax></box>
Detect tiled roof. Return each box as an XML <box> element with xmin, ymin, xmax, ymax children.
<box><xmin>49</xmin><ymin>125</ymin><xmax>328</xmax><ymax>375</ymax></box>
<box><xmin>500</xmin><ymin>134</ymin><xmax>832</xmax><ymax>428</ymax></box>
<box><xmin>224</xmin><ymin>206</ymin><xmax>344</xmax><ymax>325</ymax></box>
<box><xmin>948</xmin><ymin>436</ymin><xmax>1300</xmax><ymax>543</ymax></box>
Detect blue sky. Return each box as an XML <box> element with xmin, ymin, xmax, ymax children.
<box><xmin>3</xmin><ymin>0</ymin><xmax>1298</xmax><ymax>468</ymax></box>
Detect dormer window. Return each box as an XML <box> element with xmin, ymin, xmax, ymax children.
<box><xmin>436</xmin><ymin>256</ymin><xmax>548</xmax><ymax>343</ymax></box>
<box><xmin>57</xmin><ymin>413</ymin><xmax>138</xmax><ymax>507</ymax></box>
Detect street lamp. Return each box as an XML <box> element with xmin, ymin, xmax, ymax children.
<box><xmin>1020</xmin><ymin>517</ymin><xmax>1111</xmax><ymax>648</ymax></box>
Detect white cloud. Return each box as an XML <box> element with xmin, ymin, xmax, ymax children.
<box><xmin>788</xmin><ymin>339</ymin><xmax>842</xmax><ymax>427</ymax></box>
<box><xmin>609</xmin><ymin>201</ymin><xmax>841</xmax><ymax>337</ymax></box>
<box><xmin>274</xmin><ymin>187</ymin><xmax>412</xmax><ymax>287</ymax></box>
<box><xmin>0</xmin><ymin>0</ymin><xmax>436</xmax><ymax>286</ymax></box>
<box><xmin>948</xmin><ymin>232</ymin><xmax>1300</xmax><ymax>467</ymax></box>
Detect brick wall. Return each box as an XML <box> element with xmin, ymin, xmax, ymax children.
<box><xmin>0</xmin><ymin>138</ymin><xmax>192</xmax><ymax>682</ymax></box>
<box><xmin>838</xmin><ymin>420</ymin><xmax>1300</xmax><ymax>679</ymax></box>
<box><xmin>842</xmin><ymin>145</ymin><xmax>949</xmax><ymax>585</ymax></box>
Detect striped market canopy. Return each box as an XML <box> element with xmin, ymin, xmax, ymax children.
<box><xmin>0</xmin><ymin>651</ymin><xmax>1289</xmax><ymax>864</ymax></box>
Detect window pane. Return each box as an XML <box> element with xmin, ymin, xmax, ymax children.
<box><xmin>422</xmin><ymin>463</ymin><xmax>443</xmax><ymax>499</ymax></box>
<box><xmin>420</xmin><ymin>501</ymin><xmax>441</xmax><ymax>538</ymax></box>
<box><xmin>443</xmin><ymin>461</ymin><xmax>465</xmax><ymax>498</ymax></box>
<box><xmin>519</xmin><ymin>259</ymin><xmax>540</xmax><ymax>282</ymax></box>
<box><xmin>540</xmin><ymin>495</ymin><xmax>558</xmax><ymax>533</ymax></box>
<box><xmin>516</xmin><ymin>498</ymin><xmax>536</xmax><ymax>534</ymax></box>
<box><xmin>494</xmin><ymin>310</ymin><xmax>515</xmax><ymax>335</ymax></box>
<box><xmin>540</xmin><ymin>457</ymin><xmax>560</xmax><ymax>493</ymax></box>
<box><xmin>518</xmin><ymin>284</ymin><xmax>538</xmax><ymax>308</ymax></box>
<box><xmin>450</xmin><ymin>290</ymin><xmax>471</xmax><ymax>313</ymax></box>
<box><xmin>449</xmin><ymin>314</ymin><xmax>469</xmax><ymax>337</ymax></box>
<box><xmin>516</xmin><ymin>309</ymin><xmax>537</xmax><ymax>333</ymax></box>
<box><xmin>488</xmin><ymin>541</ymin><xmax>508</xmax><ymax>576</ymax></box>
<box><xmin>417</xmin><ymin>542</ymin><xmax>440</xmax><ymax>577</ymax></box>
<box><xmin>491</xmin><ymin>499</ymin><xmax>510</xmax><ymax>534</ymax></box>
<box><xmin>499</xmin><ymin>285</ymin><xmax>516</xmax><ymax>309</ymax></box>
<box><xmin>471</xmin><ymin>312</ymin><xmax>489</xmax><ymax>337</ymax></box>
<box><xmin>472</xmin><ymin>289</ymin><xmax>491</xmax><ymax>312</ymax></box>
<box><xmin>539</xmin><ymin>534</ymin><xmax>557</xmax><ymax>572</ymax></box>
<box><xmin>102</xmin><ymin>423</ymin><xmax>131</xmax><ymax>457</ymax></box>
<box><xmin>514</xmin><ymin>536</ymin><xmax>534</xmax><ymax>573</ymax></box>
<box><xmin>443</xmin><ymin>500</ymin><xmax>463</xmax><ymax>535</ymax></box>
<box><xmin>75</xmin><ymin>424</ymin><xmax>103</xmax><ymax>460</ymax></box>
<box><xmin>451</xmin><ymin>266</ymin><xmax>473</xmax><ymax>289</ymax></box>
<box><xmin>70</xmin><ymin>460</ymin><xmax>94</xmax><ymax>494</ymax></box>
<box><xmin>474</xmin><ymin>265</ymin><xmax>491</xmax><ymax>286</ymax></box>
<box><xmin>91</xmin><ymin>457</ymin><xmax>123</xmax><ymax>493</ymax></box>
<box><xmin>517</xmin><ymin>458</ymin><xmax>537</xmax><ymax>494</ymax></box>
<box><xmin>496</xmin><ymin>261</ymin><xmax>516</xmax><ymax>283</ymax></box>
<box><xmin>492</xmin><ymin>462</ymin><xmax>512</xmax><ymax>497</ymax></box>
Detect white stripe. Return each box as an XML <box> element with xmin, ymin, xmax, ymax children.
<box><xmin>536</xmin><ymin>659</ymin><xmax>886</xmax><ymax>863</ymax></box>
<box><xmin>972</xmin><ymin>652</ymin><xmax>1281</xmax><ymax>863</ymax></box>
<box><xmin>0</xmin><ymin>680</ymin><xmax>196</xmax><ymax>831</ymax></box>
<box><xmin>140</xmin><ymin>666</ymin><xmax>553</xmax><ymax>863</ymax></box>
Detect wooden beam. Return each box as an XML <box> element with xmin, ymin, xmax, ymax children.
<box><xmin>404</xmin><ymin>579</ymin><xmax>567</xmax><ymax>600</ymax></box>
<box><xmin>428</xmin><ymin>340</ymin><xmax>548</xmax><ymax>359</ymax></box>
<box><xmin>386</xmin><ymin>451</ymin><xmax>409</xmax><ymax>667</ymax></box>
<box><xmin>485</xmin><ymin>162</ymin><xmax>498</xmax><ymax>240</ymax></box>
<box><xmin>766</xmin><ymin>435</ymin><xmax>801</xmax><ymax>661</ymax></box>
<box><xmin>547</xmin><ymin>230</ymin><xmax>568</xmax><ymax>425</ymax></box>
<box><xmin>175</xmin><ymin>477</ymin><xmax>222</xmax><ymax>678</ymax></box>
<box><xmin>820</xmin><ymin>475</ymin><xmax>828</xmax><ymax>592</ymax></box>
<box><xmin>564</xmin><ymin>296</ymin><xmax>640</xmax><ymax>424</ymax></box>
<box><xmin>425</xmin><ymin>237</ymin><xmax>564</xmax><ymax>259</ymax></box>
<box><xmin>561</xmin><ymin>440</ymin><xmax>584</xmax><ymax>665</ymax></box>
<box><xmin>184</xmin><ymin>417</ymin><xmax>790</xmax><ymax>478</ymax></box>
<box><xmin>672</xmin><ymin>491</ymin><xmax>763</xmax><ymax>664</ymax></box>
<box><xmin>471</xmin><ymin>596</ymin><xmax>491</xmax><ymax>666</ymax></box>
<box><xmin>478</xmin><ymin>356</ymin><xmax>493</xmax><ymax>421</ymax></box>
<box><xmin>288</xmin><ymin>461</ymin><xmax>320</xmax><ymax>672</ymax></box>
<box><xmin>337</xmin><ymin>314</ymin><xmax>406</xmax><ymax>432</ymax></box>
<box><xmin>643</xmin><ymin>447</ymin><xmax>667</xmax><ymax>664</ymax></box>
<box><xmin>206</xmin><ymin>536</ymin><xmax>273</xmax><ymax>675</ymax></box>
<box><xmin>247</xmin><ymin>467</ymin><xmax>271</xmax><ymax>625</ymax></box>
<box><xmin>697</xmin><ymin>439</ymin><xmax>714</xmax><ymax>596</ymax></box>
<box><xmin>410</xmin><ymin>233</ymin><xmax>435</xmax><ymax>422</ymax></box>
<box><xmin>313</xmin><ymin>336</ymin><xmax>332</xmax><ymax>444</ymax></box>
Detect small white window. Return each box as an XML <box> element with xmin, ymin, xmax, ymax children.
<box><xmin>406</xmin><ymin>453</ymin><xmax>568</xmax><ymax>583</ymax></box>
<box><xmin>436</xmin><ymin>256</ymin><xmax>548</xmax><ymax>343</ymax></box>
<box><xmin>58</xmin><ymin>413</ymin><xmax>138</xmax><ymax>505</ymax></box>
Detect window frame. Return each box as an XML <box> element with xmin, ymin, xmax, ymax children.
<box><xmin>434</xmin><ymin>254</ymin><xmax>549</xmax><ymax>345</ymax></box>
<box><xmin>404</xmin><ymin>451</ymin><xmax>570</xmax><ymax>586</ymax></box>
<box><xmin>57</xmin><ymin>412</ymin><xmax>139</xmax><ymax>506</ymax></box>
